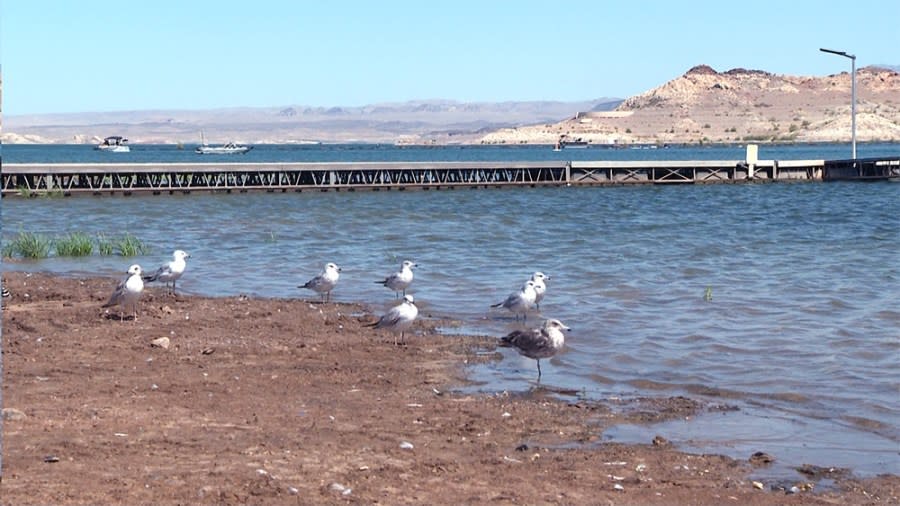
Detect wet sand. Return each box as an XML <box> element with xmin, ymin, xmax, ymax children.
<box><xmin>1</xmin><ymin>271</ymin><xmax>897</xmax><ymax>504</ymax></box>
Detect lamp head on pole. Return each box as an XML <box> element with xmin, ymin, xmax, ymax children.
<box><xmin>820</xmin><ymin>48</ymin><xmax>856</xmax><ymax>60</ymax></box>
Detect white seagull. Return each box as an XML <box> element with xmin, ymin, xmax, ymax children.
<box><xmin>499</xmin><ymin>318</ymin><xmax>570</xmax><ymax>380</ymax></box>
<box><xmin>103</xmin><ymin>264</ymin><xmax>145</xmax><ymax>321</ymax></box>
<box><xmin>366</xmin><ymin>294</ymin><xmax>419</xmax><ymax>344</ymax></box>
<box><xmin>377</xmin><ymin>260</ymin><xmax>417</xmax><ymax>298</ymax></box>
<box><xmin>300</xmin><ymin>262</ymin><xmax>341</xmax><ymax>302</ymax></box>
<box><xmin>529</xmin><ymin>271</ymin><xmax>550</xmax><ymax>309</ymax></box>
<box><xmin>491</xmin><ymin>280</ymin><xmax>538</xmax><ymax>321</ymax></box>
<box><xmin>143</xmin><ymin>249</ymin><xmax>191</xmax><ymax>296</ymax></box>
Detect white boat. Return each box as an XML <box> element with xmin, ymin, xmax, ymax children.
<box><xmin>554</xmin><ymin>135</ymin><xmax>589</xmax><ymax>150</ymax></box>
<box><xmin>95</xmin><ymin>136</ymin><xmax>130</xmax><ymax>153</ymax></box>
<box><xmin>195</xmin><ymin>131</ymin><xmax>253</xmax><ymax>154</ymax></box>
<box><xmin>195</xmin><ymin>141</ymin><xmax>253</xmax><ymax>155</ymax></box>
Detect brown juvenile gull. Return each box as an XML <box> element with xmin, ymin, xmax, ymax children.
<box><xmin>366</xmin><ymin>294</ymin><xmax>419</xmax><ymax>344</ymax></box>
<box><xmin>103</xmin><ymin>264</ymin><xmax>145</xmax><ymax>321</ymax></box>
<box><xmin>299</xmin><ymin>262</ymin><xmax>342</xmax><ymax>303</ymax></box>
<box><xmin>499</xmin><ymin>318</ymin><xmax>570</xmax><ymax>380</ymax></box>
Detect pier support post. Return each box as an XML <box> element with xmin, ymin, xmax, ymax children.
<box><xmin>746</xmin><ymin>144</ymin><xmax>759</xmax><ymax>179</ymax></box>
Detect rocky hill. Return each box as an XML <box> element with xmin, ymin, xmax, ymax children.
<box><xmin>481</xmin><ymin>65</ymin><xmax>900</xmax><ymax>145</ymax></box>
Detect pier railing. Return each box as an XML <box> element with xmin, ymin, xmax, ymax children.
<box><xmin>2</xmin><ymin>156</ymin><xmax>897</xmax><ymax>196</ymax></box>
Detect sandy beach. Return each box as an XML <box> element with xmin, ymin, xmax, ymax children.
<box><xmin>1</xmin><ymin>271</ymin><xmax>897</xmax><ymax>505</ymax></box>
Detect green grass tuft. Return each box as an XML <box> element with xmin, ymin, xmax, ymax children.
<box><xmin>96</xmin><ymin>233</ymin><xmax>115</xmax><ymax>256</ymax></box>
<box><xmin>10</xmin><ymin>232</ymin><xmax>52</xmax><ymax>258</ymax></box>
<box><xmin>115</xmin><ymin>233</ymin><xmax>150</xmax><ymax>257</ymax></box>
<box><xmin>54</xmin><ymin>232</ymin><xmax>94</xmax><ymax>256</ymax></box>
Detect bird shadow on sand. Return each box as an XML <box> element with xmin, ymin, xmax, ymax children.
<box><xmin>102</xmin><ymin>313</ymin><xmax>138</xmax><ymax>322</ymax></box>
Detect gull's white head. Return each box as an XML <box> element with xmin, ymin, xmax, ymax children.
<box><xmin>174</xmin><ymin>250</ymin><xmax>191</xmax><ymax>260</ymax></box>
<box><xmin>544</xmin><ymin>319</ymin><xmax>570</xmax><ymax>332</ymax></box>
<box><xmin>326</xmin><ymin>262</ymin><xmax>341</xmax><ymax>272</ymax></box>
<box><xmin>532</xmin><ymin>272</ymin><xmax>549</xmax><ymax>282</ymax></box>
<box><xmin>402</xmin><ymin>260</ymin><xmax>417</xmax><ymax>270</ymax></box>
<box><xmin>403</xmin><ymin>294</ymin><xmax>415</xmax><ymax>304</ymax></box>
<box><xmin>127</xmin><ymin>264</ymin><xmax>142</xmax><ymax>276</ymax></box>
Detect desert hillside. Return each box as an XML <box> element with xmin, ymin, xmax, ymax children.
<box><xmin>482</xmin><ymin>65</ymin><xmax>900</xmax><ymax>145</ymax></box>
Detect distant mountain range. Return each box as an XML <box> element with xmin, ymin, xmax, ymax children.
<box><xmin>4</xmin><ymin>64</ymin><xmax>899</xmax><ymax>146</ymax></box>
<box><xmin>1</xmin><ymin>98</ymin><xmax>621</xmax><ymax>145</ymax></box>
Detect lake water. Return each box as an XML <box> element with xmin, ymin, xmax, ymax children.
<box><xmin>2</xmin><ymin>143</ymin><xmax>898</xmax><ymax>479</ymax></box>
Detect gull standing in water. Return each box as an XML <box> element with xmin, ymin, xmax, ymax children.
<box><xmin>529</xmin><ymin>272</ymin><xmax>549</xmax><ymax>309</ymax></box>
<box><xmin>300</xmin><ymin>262</ymin><xmax>341</xmax><ymax>303</ymax></box>
<box><xmin>377</xmin><ymin>260</ymin><xmax>417</xmax><ymax>298</ymax></box>
<box><xmin>143</xmin><ymin>250</ymin><xmax>191</xmax><ymax>296</ymax></box>
<box><xmin>491</xmin><ymin>280</ymin><xmax>537</xmax><ymax>321</ymax></box>
<box><xmin>103</xmin><ymin>264</ymin><xmax>145</xmax><ymax>321</ymax></box>
<box><xmin>366</xmin><ymin>294</ymin><xmax>418</xmax><ymax>344</ymax></box>
<box><xmin>499</xmin><ymin>318</ymin><xmax>570</xmax><ymax>380</ymax></box>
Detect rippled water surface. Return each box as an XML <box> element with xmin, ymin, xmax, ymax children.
<box><xmin>2</xmin><ymin>144</ymin><xmax>898</xmax><ymax>477</ymax></box>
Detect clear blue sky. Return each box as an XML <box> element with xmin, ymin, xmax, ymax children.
<box><xmin>2</xmin><ymin>0</ymin><xmax>898</xmax><ymax>115</ymax></box>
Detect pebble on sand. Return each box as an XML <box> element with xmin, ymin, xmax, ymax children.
<box><xmin>151</xmin><ymin>336</ymin><xmax>171</xmax><ymax>349</ymax></box>
<box><xmin>2</xmin><ymin>407</ymin><xmax>27</xmax><ymax>421</ymax></box>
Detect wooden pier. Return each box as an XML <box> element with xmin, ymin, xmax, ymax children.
<box><xmin>2</xmin><ymin>157</ymin><xmax>897</xmax><ymax>196</ymax></box>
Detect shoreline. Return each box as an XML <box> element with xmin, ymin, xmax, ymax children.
<box><xmin>3</xmin><ymin>139</ymin><xmax>899</xmax><ymax>147</ymax></box>
<box><xmin>2</xmin><ymin>271</ymin><xmax>897</xmax><ymax>504</ymax></box>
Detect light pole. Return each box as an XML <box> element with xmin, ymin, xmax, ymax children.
<box><xmin>820</xmin><ymin>48</ymin><xmax>857</xmax><ymax>159</ymax></box>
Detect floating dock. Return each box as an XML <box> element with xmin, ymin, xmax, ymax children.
<box><xmin>2</xmin><ymin>157</ymin><xmax>897</xmax><ymax>196</ymax></box>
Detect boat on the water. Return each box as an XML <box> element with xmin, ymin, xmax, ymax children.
<box><xmin>195</xmin><ymin>141</ymin><xmax>253</xmax><ymax>155</ymax></box>
<box><xmin>95</xmin><ymin>136</ymin><xmax>130</xmax><ymax>153</ymax></box>
<box><xmin>195</xmin><ymin>131</ymin><xmax>253</xmax><ymax>154</ymax></box>
<box><xmin>554</xmin><ymin>135</ymin><xmax>589</xmax><ymax>150</ymax></box>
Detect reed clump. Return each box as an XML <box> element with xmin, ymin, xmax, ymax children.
<box><xmin>1</xmin><ymin>231</ymin><xmax>150</xmax><ymax>258</ymax></box>
<box><xmin>54</xmin><ymin>232</ymin><xmax>94</xmax><ymax>256</ymax></box>
<box><xmin>7</xmin><ymin>232</ymin><xmax>53</xmax><ymax>259</ymax></box>
<box><xmin>114</xmin><ymin>233</ymin><xmax>150</xmax><ymax>257</ymax></box>
<box><xmin>96</xmin><ymin>233</ymin><xmax>115</xmax><ymax>256</ymax></box>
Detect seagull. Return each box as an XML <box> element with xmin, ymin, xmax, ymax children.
<box><xmin>366</xmin><ymin>294</ymin><xmax>419</xmax><ymax>344</ymax></box>
<box><xmin>377</xmin><ymin>260</ymin><xmax>417</xmax><ymax>298</ymax></box>
<box><xmin>300</xmin><ymin>262</ymin><xmax>341</xmax><ymax>302</ymax></box>
<box><xmin>491</xmin><ymin>280</ymin><xmax>538</xmax><ymax>321</ymax></box>
<box><xmin>103</xmin><ymin>264</ymin><xmax>145</xmax><ymax>321</ymax></box>
<box><xmin>499</xmin><ymin>318</ymin><xmax>570</xmax><ymax>380</ymax></box>
<box><xmin>143</xmin><ymin>250</ymin><xmax>191</xmax><ymax>296</ymax></box>
<box><xmin>529</xmin><ymin>272</ymin><xmax>550</xmax><ymax>309</ymax></box>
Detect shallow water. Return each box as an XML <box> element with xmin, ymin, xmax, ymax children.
<box><xmin>2</xmin><ymin>144</ymin><xmax>899</xmax><ymax>478</ymax></box>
